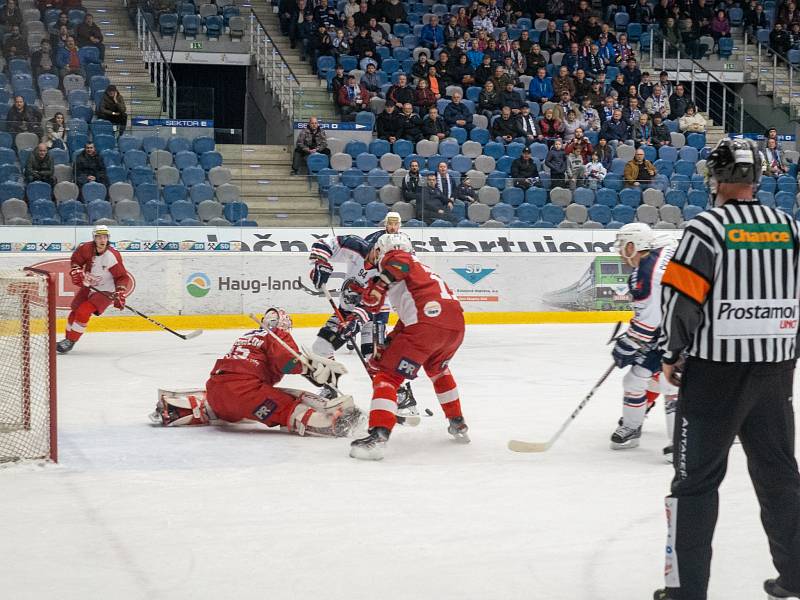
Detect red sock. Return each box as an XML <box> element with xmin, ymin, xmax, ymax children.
<box><xmin>431</xmin><ymin>369</ymin><xmax>462</xmax><ymax>420</ymax></box>
<box><xmin>368</xmin><ymin>372</ymin><xmax>404</xmax><ymax>431</ymax></box>
<box><xmin>66</xmin><ymin>301</ymin><xmax>95</xmax><ymax>342</ymax></box>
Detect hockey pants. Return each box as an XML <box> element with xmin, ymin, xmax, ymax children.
<box><xmin>65</xmin><ymin>289</ymin><xmax>113</xmax><ymax>342</ymax></box>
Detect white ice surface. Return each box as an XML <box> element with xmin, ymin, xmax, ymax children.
<box><xmin>0</xmin><ymin>324</ymin><xmax>787</xmax><ymax>600</ymax></box>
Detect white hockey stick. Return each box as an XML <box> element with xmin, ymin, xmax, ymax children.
<box><xmin>508</xmin><ymin>362</ymin><xmax>617</xmax><ymax>453</ymax></box>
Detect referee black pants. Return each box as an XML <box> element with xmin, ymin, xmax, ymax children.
<box><xmin>665</xmin><ymin>358</ymin><xmax>800</xmax><ymax>600</ymax></box>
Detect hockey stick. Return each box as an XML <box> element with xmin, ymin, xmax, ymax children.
<box><xmin>89</xmin><ymin>286</ymin><xmax>202</xmax><ymax>340</ymax></box>
<box><xmin>507</xmin><ymin>322</ymin><xmax>623</xmax><ymax>453</ymax></box>
<box><xmin>299</xmin><ymin>281</ymin><xmax>327</xmax><ymax>297</ymax></box>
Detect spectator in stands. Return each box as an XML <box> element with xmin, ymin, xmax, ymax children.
<box><xmin>381</xmin><ymin>0</ymin><xmax>407</xmax><ymax>26</ymax></box>
<box><xmin>538</xmin><ymin>107</ymin><xmax>563</xmax><ymax>143</ymax></box>
<box><xmin>621</xmin><ymin>57</ymin><xmax>641</xmax><ymax>88</ymax></box>
<box><xmin>337</xmin><ymin>74</ymin><xmax>369</xmax><ymax>120</ymax></box>
<box><xmin>555</xmin><ymin>90</ymin><xmax>579</xmax><ymax>121</ymax></box>
<box><xmin>472</xmin><ymin>5</ymin><xmax>494</xmax><ymax>34</ymax></box>
<box><xmin>562</xmin><ymin>110</ymin><xmax>582</xmax><ymax>143</ymax></box>
<box><xmin>526</xmin><ymin>43</ymin><xmax>547</xmax><ymax>75</ymax></box>
<box><xmin>516</xmin><ymin>104</ymin><xmax>538</xmax><ymax>144</ymax></box>
<box><xmin>610</xmin><ymin>72</ymin><xmax>627</xmax><ymax>99</ymax></box>
<box><xmin>420</xmin><ymin>15</ymin><xmax>445</xmax><ymax>50</ymax></box>
<box><xmin>402</xmin><ymin>159</ymin><xmax>421</xmax><ymax>201</ymax></box>
<box><xmin>623</xmin><ymin>94</ymin><xmax>643</xmax><ymax>126</ymax></box>
<box><xmin>483</xmin><ymin>38</ymin><xmax>503</xmax><ymax>64</ymax></box>
<box><xmin>0</xmin><ymin>0</ymin><xmax>22</xmax><ymax>28</ymax></box>
<box><xmin>614</xmin><ymin>33</ymin><xmax>634</xmax><ymax>63</ymax></box>
<box><xmin>400</xmin><ymin>102</ymin><xmax>423</xmax><ymax>142</ymax></box>
<box><xmin>763</xmin><ymin>137</ymin><xmax>789</xmax><ymax>177</ymax></box>
<box><xmin>443</xmin><ymin>91</ymin><xmax>474</xmax><ymax>132</ymax></box>
<box><xmin>668</xmin><ymin>84</ymin><xmax>689</xmax><ymax>120</ymax></box>
<box><xmin>492</xmin><ymin>105</ymin><xmax>521</xmax><ymax>143</ymax></box>
<box><xmin>771</xmin><ymin>23</ymin><xmax>792</xmax><ymax>57</ymax></box>
<box><xmin>52</xmin><ymin>13</ymin><xmax>72</xmax><ymax>39</ymax></box>
<box><xmin>331</xmin><ymin>28</ymin><xmax>351</xmax><ymax>60</ymax></box>
<box><xmin>2</xmin><ymin>25</ymin><xmax>25</xmax><ymax>59</ymax></box>
<box><xmin>645</xmin><ymin>84</ymin><xmax>670</xmax><ymax>119</ymax></box>
<box><xmin>791</xmin><ymin>22</ymin><xmax>800</xmax><ymax>49</ymax></box>
<box><xmin>573</xmin><ymin>69</ymin><xmax>591</xmax><ymax>102</ymax></box>
<box><xmin>562</xmin><ymin>42</ymin><xmax>586</xmax><ymax>74</ymax></box>
<box><xmin>599</xmin><ymin>95</ymin><xmax>618</xmax><ymax>123</ymax></box>
<box><xmin>584</xmin><ymin>152</ymin><xmax>607</xmax><ymax>189</ymax></box>
<box><xmin>545</xmin><ymin>138</ymin><xmax>568</xmax><ymax>188</ymax></box>
<box><xmin>386</xmin><ymin>73</ymin><xmax>414</xmax><ymax>106</ymax></box>
<box><xmin>75</xmin><ymin>142</ymin><xmax>107</xmax><ymax>186</ymax></box>
<box><xmin>359</xmin><ymin>63</ymin><xmax>380</xmax><ymax>98</ymax></box>
<box><xmin>511</xmin><ymin>146</ymin><xmax>540</xmax><ymax>190</ymax></box>
<box><xmin>745</xmin><ymin>3</ymin><xmax>768</xmax><ymax>38</ymax></box>
<box><xmin>31</xmin><ymin>39</ymin><xmax>53</xmax><ymax>77</ymax></box>
<box><xmin>376</xmin><ymin>101</ymin><xmax>402</xmax><ymax>142</ymax></box>
<box><xmin>352</xmin><ymin>30</ymin><xmax>379</xmax><ymax>70</ymax></box>
<box><xmin>443</xmin><ymin>14</ymin><xmax>462</xmax><ymax>42</ymax></box>
<box><xmin>412</xmin><ymin>77</ymin><xmax>435</xmax><ymax>113</ymax></box>
<box><xmin>7</xmin><ymin>96</ymin><xmax>42</xmax><ymax>136</ymax></box>
<box><xmin>779</xmin><ymin>1</ymin><xmax>800</xmax><ymax>26</ymax></box>
<box><xmin>474</xmin><ymin>53</ymin><xmax>494</xmax><ymax>87</ymax></box>
<box><xmin>661</xmin><ymin>17</ymin><xmax>683</xmax><ymax>55</ymax></box>
<box><xmin>580</xmin><ymin>96</ymin><xmax>600</xmax><ymax>131</ymax></box>
<box><xmin>709</xmin><ymin>10</ymin><xmax>731</xmax><ymax>45</ymax></box>
<box><xmin>367</xmin><ymin>18</ymin><xmax>388</xmax><ymax>48</ymax></box>
<box><xmin>585</xmin><ymin>80</ymin><xmax>604</xmax><ymax>109</ymax></box>
<box><xmin>566</xmin><ymin>128</ymin><xmax>593</xmax><ymax>161</ymax></box>
<box><xmin>46</xmin><ymin>112</ymin><xmax>67</xmax><ymax>151</ymax></box>
<box><xmin>499</xmin><ymin>81</ymin><xmax>524</xmax><ymax>116</ymax></box>
<box><xmin>452</xmin><ymin>53</ymin><xmax>475</xmax><ymax>90</ymax></box>
<box><xmin>632</xmin><ymin>113</ymin><xmax>652</xmax><ymax>147</ymax></box>
<box><xmin>657</xmin><ymin>71</ymin><xmax>674</xmax><ymax>97</ymax></box>
<box><xmin>509</xmin><ymin>40</ymin><xmax>526</xmax><ymax>74</ymax></box>
<box><xmin>624</xmin><ymin>147</ymin><xmax>656</xmax><ymax>188</ymax></box>
<box><xmin>435</xmin><ymin>161</ymin><xmax>457</xmax><ymax>204</ymax></box>
<box><xmin>596</xmin><ymin>136</ymin><xmax>613</xmax><ymax>169</ymax></box>
<box><xmin>466</xmin><ymin>39</ymin><xmax>484</xmax><ymax>68</ymax></box>
<box><xmin>279</xmin><ymin>0</ymin><xmax>296</xmax><ymax>36</ymax></box>
<box><xmin>638</xmin><ymin>71</ymin><xmax>654</xmax><ymax>101</ymax></box>
<box><xmin>600</xmin><ymin>108</ymin><xmax>630</xmax><ymax>144</ymax></box>
<box><xmin>489</xmin><ymin>64</ymin><xmax>512</xmax><ymax>92</ymax></box>
<box><xmin>650</xmin><ymin>112</ymin><xmax>671</xmax><ymax>147</ymax></box>
<box><xmin>630</xmin><ymin>0</ymin><xmax>653</xmax><ymax>24</ymax></box>
<box><xmin>418</xmin><ymin>173</ymin><xmax>454</xmax><ymax>224</ymax></box>
<box><xmin>424</xmin><ymin>66</ymin><xmax>442</xmax><ymax>100</ymax></box>
<box><xmin>434</xmin><ymin>51</ymin><xmax>454</xmax><ymax>87</ymax></box>
<box><xmin>76</xmin><ymin>13</ymin><xmax>104</xmax><ymax>61</ymax></box>
<box><xmin>353</xmin><ymin>2</ymin><xmax>370</xmax><ymax>28</ymax></box>
<box><xmin>675</xmin><ymin>103</ymin><xmax>705</xmax><ymax>134</ymax></box>
<box><xmin>96</xmin><ymin>85</ymin><xmax>127</xmax><ymax>136</ymax></box>
<box><xmin>329</xmin><ymin>64</ymin><xmax>346</xmax><ymax>98</ymax></box>
<box><xmin>56</xmin><ymin>36</ymin><xmax>81</xmax><ymax>78</ymax></box>
<box><xmin>454</xmin><ymin>175</ymin><xmax>478</xmax><ymax>204</ymax></box>
<box><xmin>25</xmin><ymin>144</ymin><xmax>54</xmax><ymax>186</ymax></box>
<box><xmin>291</xmin><ymin>117</ymin><xmax>330</xmax><ymax>175</ymax></box>
<box><xmin>540</xmin><ymin>21</ymin><xmax>563</xmax><ymax>54</ymax></box>
<box><xmin>584</xmin><ymin>43</ymin><xmax>605</xmax><ymax>80</ymax></box>
<box><xmin>422</xmin><ymin>106</ymin><xmax>449</xmax><ymax>142</ymax></box>
<box><xmin>552</xmin><ymin>65</ymin><xmax>576</xmax><ymax>102</ymax></box>
<box><xmin>296</xmin><ymin>12</ymin><xmax>315</xmax><ymax>62</ymax></box>
<box><xmin>412</xmin><ymin>53</ymin><xmax>431</xmax><ymax>81</ymax></box>
<box><xmin>566</xmin><ymin>145</ymin><xmax>586</xmax><ymax>190</ymax></box>
<box><xmin>598</xmin><ymin>32</ymin><xmax>616</xmax><ymax>67</ymax></box>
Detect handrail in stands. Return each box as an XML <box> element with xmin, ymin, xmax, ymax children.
<box><xmin>742</xmin><ymin>32</ymin><xmax>800</xmax><ymax>120</ymax></box>
<box><xmin>135</xmin><ymin>8</ymin><xmax>178</xmax><ymax>119</ymax></box>
<box><xmin>249</xmin><ymin>10</ymin><xmax>301</xmax><ymax>122</ymax></box>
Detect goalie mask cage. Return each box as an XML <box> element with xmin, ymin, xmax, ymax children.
<box><xmin>0</xmin><ymin>268</ymin><xmax>57</xmax><ymax>463</ymax></box>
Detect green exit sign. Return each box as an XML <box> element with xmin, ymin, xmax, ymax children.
<box><xmin>190</xmin><ymin>41</ymin><xmax>203</xmax><ymax>49</ymax></box>
<box><xmin>724</xmin><ymin>63</ymin><xmax>736</xmax><ymax>70</ymax></box>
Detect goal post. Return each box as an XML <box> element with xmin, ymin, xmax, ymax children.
<box><xmin>0</xmin><ymin>268</ymin><xmax>57</xmax><ymax>463</ymax></box>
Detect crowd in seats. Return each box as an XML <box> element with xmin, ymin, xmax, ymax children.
<box><xmin>139</xmin><ymin>0</ymin><xmax>245</xmax><ymax>41</ymax></box>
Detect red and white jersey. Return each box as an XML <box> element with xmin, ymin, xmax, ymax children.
<box><xmin>380</xmin><ymin>250</ymin><xmax>464</xmax><ymax>330</ymax></box>
<box><xmin>210</xmin><ymin>328</ymin><xmax>304</xmax><ymax>385</ymax></box>
<box><xmin>71</xmin><ymin>242</ymin><xmax>131</xmax><ymax>293</ymax></box>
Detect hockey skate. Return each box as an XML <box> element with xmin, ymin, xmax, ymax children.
<box><xmin>766</xmin><ymin>578</ymin><xmax>800</xmax><ymax>599</ymax></box>
<box><xmin>56</xmin><ymin>339</ymin><xmax>75</xmax><ymax>354</ymax></box>
<box><xmin>349</xmin><ymin>427</ymin><xmax>390</xmax><ymax>460</ymax></box>
<box><xmin>395</xmin><ymin>384</ymin><xmax>420</xmax><ymax>426</ymax></box>
<box><xmin>448</xmin><ymin>416</ymin><xmax>470</xmax><ymax>443</ymax></box>
<box><xmin>663</xmin><ymin>444</ymin><xmax>673</xmax><ymax>464</ymax></box>
<box><xmin>610</xmin><ymin>424</ymin><xmax>642</xmax><ymax>449</ymax></box>
<box><xmin>653</xmin><ymin>589</ymin><xmax>677</xmax><ymax>600</ymax></box>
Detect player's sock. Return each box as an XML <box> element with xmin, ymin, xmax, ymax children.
<box><xmin>367</xmin><ymin>372</ymin><xmax>402</xmax><ymax>431</ymax></box>
<box><xmin>431</xmin><ymin>369</ymin><xmax>462</xmax><ymax>420</ymax></box>
<box><xmin>65</xmin><ymin>303</ymin><xmax>94</xmax><ymax>343</ymax></box>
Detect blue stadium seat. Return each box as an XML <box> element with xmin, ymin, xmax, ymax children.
<box><xmin>487</xmin><ymin>170</ymin><xmax>507</xmax><ymax>190</ymax></box>
<box><xmin>757</xmin><ymin>190</ymin><xmax>775</xmax><ymax>207</ymax></box>
<box><xmin>429</xmin><ymin>219</ymin><xmax>453</xmax><ymax>227</ymax></box>
<box><xmin>541</xmin><ymin>203</ymin><xmax>564</xmax><ymax>223</ymax></box>
<box><xmin>614</xmin><ymin>12</ymin><xmax>629</xmax><ymax>31</ymax></box>
<box><xmin>611</xmin><ymin>158</ymin><xmax>627</xmax><ymax>176</ymax></box>
<box><xmin>365</xmin><ymin>200</ymin><xmax>388</xmax><ymax>223</ymax></box>
<box><xmin>352</xmin><ymin>184</ymin><xmax>377</xmax><ymax>205</ymax></box>
<box><xmin>439</xmin><ymin>140</ymin><xmax>459</xmax><ymax>159</ymax></box>
<box><xmin>106</xmin><ymin>165</ymin><xmax>127</xmax><ymax>185</ymax></box>
<box><xmin>355</xmin><ymin>111</ymin><xmax>376</xmax><ymax>131</ymax></box>
<box><xmin>673</xmin><ymin>160</ymin><xmax>694</xmax><ymax>177</ymax></box>
<box><xmin>93</xmin><ymin>134</ymin><xmax>116</xmax><ymax>155</ymax></box>
<box><xmin>171</xmin><ymin>200</ymin><xmax>197</xmax><ymax>222</ymax></box>
<box><xmin>611</xmin><ymin>204</ymin><xmax>635</xmax><ymax>224</ymax></box>
<box><xmin>0</xmin><ymin>181</ymin><xmax>24</xmax><ymax>202</ymax></box>
<box><xmin>205</xmin><ymin>15</ymin><xmax>224</xmax><ymax>38</ymax></box>
<box><xmin>38</xmin><ymin>73</ymin><xmax>59</xmax><ymax>91</ymax></box>
<box><xmin>117</xmin><ymin>135</ymin><xmax>141</xmax><ymax>154</ymax></box>
<box><xmin>142</xmin><ymin>200</ymin><xmax>169</xmax><ymax>224</ymax></box>
<box><xmin>491</xmin><ymin>203</ymin><xmax>515</xmax><ymax>224</ymax></box>
<box><xmin>450</xmin><ymin>154</ymin><xmax>471</xmax><ymax>173</ymax></box>
<box><xmin>777</xmin><ymin>175</ymin><xmax>798</xmax><ymax>194</ymax></box>
<box><xmin>572</xmin><ymin>187</ymin><xmax>593</xmax><ymax>207</ymax></box>
<box><xmin>469</xmin><ymin>128</ymin><xmax>490</xmax><ymax>145</ymax></box>
<box><xmin>163</xmin><ymin>184</ymin><xmax>188</xmax><ymax>204</ymax></box>
<box><xmin>192</xmin><ymin>136</ymin><xmax>215</xmax><ymax>155</ymax></box>
<box><xmin>679</xmin><ymin>146</ymin><xmax>699</xmax><ymax>163</ymax></box>
<box><xmin>718</xmin><ymin>37</ymin><xmax>733</xmax><ymax>58</ymax></box>
<box><xmin>686</xmin><ymin>133</ymin><xmax>706</xmax><ymax>150</ymax></box>
<box><xmin>502</xmin><ymin>187</ymin><xmax>524</xmax><ymax>206</ymax></box>
<box><xmin>496</xmin><ymin>155</ymin><xmax>513</xmax><ymax>174</ymax></box>
<box><xmin>683</xmin><ymin>205</ymin><xmax>703</xmax><ymax>220</ymax></box>
<box><xmin>124</xmin><ymin>149</ymin><xmax>149</xmax><ymax>169</ymax></box>
<box><xmin>174</xmin><ymin>150</ymin><xmax>199</xmax><ymax>170</ymax></box>
<box><xmin>130</xmin><ymin>166</ymin><xmax>156</xmax><ymax>187</ymax></box>
<box><xmin>190</xmin><ymin>183</ymin><xmax>214</xmax><ymax>204</ymax></box>
<box><xmin>642</xmin><ymin>145</ymin><xmax>657</xmax><ymax>162</ymax></box>
<box><xmin>181</xmin><ymin>166</ymin><xmax>205</xmax><ymax>187</ymax></box>
<box><xmin>605</xmin><ymin>220</ymin><xmax>625</xmax><ymax>229</ymax></box>
<box><xmin>690</xmin><ymin>174</ymin><xmax>707</xmax><ymax>190</ymax></box>
<box><xmin>168</xmin><ymin>137</ymin><xmax>192</xmax><ymax>154</ymax></box>
<box><xmin>369</xmin><ymin>139</ymin><xmax>390</xmax><ymax>156</ymax></box>
<box><xmin>30</xmin><ymin>199</ymin><xmax>58</xmax><ymax>224</ymax></box>
<box><xmin>26</xmin><ymin>181</ymin><xmax>51</xmax><ymax>203</ymax></box>
<box><xmin>526</xmin><ymin>186</ymin><xmax>548</xmax><ymax>206</ymax></box>
<box><xmin>654</xmin><ymin>159</ymin><xmax>674</xmax><ymax>177</ymax></box>
<box><xmin>356</xmin><ymin>152</ymin><xmax>378</xmax><ymax>172</ymax></box>
<box><xmin>532</xmin><ymin>220</ymin><xmax>555</xmax><ymax>228</ymax></box>
<box><xmin>222</xmin><ymin>201</ymin><xmax>247</xmax><ymax>223</ymax></box>
<box><xmin>59</xmin><ymin>199</ymin><xmax>87</xmax><ymax>224</ymax></box>
<box><xmin>626</xmin><ymin>22</ymin><xmax>642</xmax><ymax>42</ymax></box>
<box><xmin>602</xmin><ymin>173</ymin><xmax>623</xmax><ymax>191</ymax></box>
<box><xmin>588</xmin><ymin>203</ymin><xmax>612</xmax><ymax>225</ymax></box>
<box><xmin>327</xmin><ymin>185</ymin><xmax>350</xmax><ymax>207</ymax></box>
<box><xmin>775</xmin><ymin>191</ymin><xmax>796</xmax><ymax>211</ymax></box>
<box><xmin>86</xmin><ymin>199</ymin><xmax>112</xmax><ymax>223</ymax></box>
<box><xmin>339</xmin><ymin>200</ymin><xmax>362</xmax><ymax>224</ymax></box>
<box><xmin>595</xmin><ymin>188</ymin><xmax>617</xmax><ymax>207</ymax></box>
<box><xmin>82</xmin><ymin>181</ymin><xmax>107</xmax><ymax>203</ymax></box>
<box><xmin>0</xmin><ymin>147</ymin><xmax>16</xmax><ymax>166</ymax></box>
<box><xmin>341</xmin><ymin>168</ymin><xmax>364</xmax><ymax>189</ymax></box>
<box><xmin>306</xmin><ymin>152</ymin><xmax>329</xmax><ymax>174</ymax></box>
<box><xmin>665</xmin><ymin>189</ymin><xmax>687</xmax><ymax>208</ymax></box>
<box><xmin>484</xmin><ymin>141</ymin><xmax>505</xmax><ymax>160</ymax></box>
<box><xmin>101</xmin><ymin>150</ymin><xmax>122</xmax><ymax>169</ymax></box>
<box><xmin>317</xmin><ymin>56</ymin><xmax>335</xmax><ymax>74</ymax></box>
<box><xmin>428</xmin><ymin>154</ymin><xmax>446</xmax><ymax>171</ymax></box>
<box><xmin>90</xmin><ymin>120</ymin><xmax>114</xmax><ymax>138</ymax></box>
<box><xmin>345</xmin><ymin>140</ymin><xmax>368</xmax><ymax>159</ymax></box>
<box><xmin>658</xmin><ymin>146</ymin><xmax>678</xmax><ymax>162</ymax></box>
<box><xmin>670</xmin><ymin>174</ymin><xmax>691</xmax><ymax>192</ymax></box>
<box><xmin>687</xmin><ymin>189</ymin><xmax>708</xmax><ymax>207</ymax></box>
<box><xmin>0</xmin><ymin>132</ymin><xmax>12</xmax><ymax>149</ymax></box>
<box><xmin>366</xmin><ymin>168</ymin><xmax>390</xmax><ymax>188</ymax></box>
<box><xmin>393</xmin><ymin>139</ymin><xmax>412</xmax><ymax>158</ymax></box>
<box><xmin>759</xmin><ymin>176</ymin><xmax>777</xmax><ymax>193</ymax></box>
<box><xmin>515</xmin><ymin>203</ymin><xmax>539</xmax><ymax>223</ymax></box>
<box><xmin>143</xmin><ymin>136</ymin><xmax>167</xmax><ymax>154</ymax></box>
<box><xmin>9</xmin><ymin>60</ymin><xmax>31</xmax><ymax>76</ymax></box>
<box><xmin>199</xmin><ymin>151</ymin><xmax>223</xmax><ymax>171</ymax></box>
<box><xmin>317</xmin><ymin>168</ymin><xmax>338</xmax><ymax>191</ymax></box>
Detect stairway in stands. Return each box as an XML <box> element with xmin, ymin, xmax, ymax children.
<box><xmin>82</xmin><ymin>0</ymin><xmax>167</xmax><ymax>118</ymax></box>
<box><xmin>218</xmin><ymin>144</ymin><xmax>332</xmax><ymax>226</ymax></box>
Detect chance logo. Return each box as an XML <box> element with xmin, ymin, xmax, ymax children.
<box><xmin>725</xmin><ymin>223</ymin><xmax>793</xmax><ymax>250</ymax></box>
<box><xmin>452</xmin><ymin>265</ymin><xmax>495</xmax><ymax>285</ymax></box>
<box><xmin>186</xmin><ymin>272</ymin><xmax>211</xmax><ymax>297</ymax></box>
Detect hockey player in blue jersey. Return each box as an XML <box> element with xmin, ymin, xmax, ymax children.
<box><xmin>610</xmin><ymin>223</ymin><xmax>678</xmax><ymax>461</ymax></box>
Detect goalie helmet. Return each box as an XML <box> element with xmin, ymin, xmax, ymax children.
<box><xmin>373</xmin><ymin>232</ymin><xmax>414</xmax><ymax>266</ymax></box>
<box><xmin>614</xmin><ymin>223</ymin><xmax>655</xmax><ymax>255</ymax></box>
<box><xmin>705</xmin><ymin>137</ymin><xmax>761</xmax><ymax>191</ymax></box>
<box><xmin>261</xmin><ymin>307</ymin><xmax>292</xmax><ymax>331</ymax></box>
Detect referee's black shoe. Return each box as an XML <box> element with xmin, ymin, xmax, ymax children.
<box><xmin>653</xmin><ymin>589</ymin><xmax>677</xmax><ymax>599</ymax></box>
<box><xmin>766</xmin><ymin>579</ymin><xmax>800</xmax><ymax>599</ymax></box>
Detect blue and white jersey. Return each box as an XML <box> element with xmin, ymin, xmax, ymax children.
<box><xmin>310</xmin><ymin>233</ymin><xmax>382</xmax><ymax>312</ymax></box>
<box><xmin>627</xmin><ymin>245</ymin><xmax>675</xmax><ymax>346</ymax></box>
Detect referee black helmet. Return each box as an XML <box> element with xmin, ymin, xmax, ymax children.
<box><xmin>705</xmin><ymin>137</ymin><xmax>761</xmax><ymax>190</ymax></box>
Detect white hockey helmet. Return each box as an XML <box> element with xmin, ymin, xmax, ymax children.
<box><xmin>614</xmin><ymin>223</ymin><xmax>655</xmax><ymax>256</ymax></box>
<box><xmin>261</xmin><ymin>307</ymin><xmax>293</xmax><ymax>331</ymax></box>
<box><xmin>93</xmin><ymin>224</ymin><xmax>110</xmax><ymax>238</ymax></box>
<box><xmin>373</xmin><ymin>232</ymin><xmax>414</xmax><ymax>266</ymax></box>
<box><xmin>385</xmin><ymin>211</ymin><xmax>402</xmax><ymax>233</ymax></box>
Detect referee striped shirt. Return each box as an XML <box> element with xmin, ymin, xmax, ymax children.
<box><xmin>659</xmin><ymin>200</ymin><xmax>800</xmax><ymax>363</ymax></box>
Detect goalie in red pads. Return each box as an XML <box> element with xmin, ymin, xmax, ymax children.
<box><xmin>150</xmin><ymin>308</ymin><xmax>363</xmax><ymax>438</ymax></box>
<box><xmin>57</xmin><ymin>225</ymin><xmax>131</xmax><ymax>354</ymax></box>
<box><xmin>349</xmin><ymin>233</ymin><xmax>469</xmax><ymax>461</ymax></box>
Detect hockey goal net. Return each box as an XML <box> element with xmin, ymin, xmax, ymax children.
<box><xmin>0</xmin><ymin>268</ymin><xmax>56</xmax><ymax>463</ymax></box>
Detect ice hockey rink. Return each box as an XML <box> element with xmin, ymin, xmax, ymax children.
<box><xmin>0</xmin><ymin>323</ymin><xmax>785</xmax><ymax>600</ymax></box>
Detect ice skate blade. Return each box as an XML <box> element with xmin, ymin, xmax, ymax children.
<box><xmin>450</xmin><ymin>432</ymin><xmax>471</xmax><ymax>444</ymax></box>
<box><xmin>397</xmin><ymin>414</ymin><xmax>421</xmax><ymax>426</ymax></box>
<box><xmin>349</xmin><ymin>445</ymin><xmax>385</xmax><ymax>460</ymax></box>
<box><xmin>610</xmin><ymin>438</ymin><xmax>640</xmax><ymax>450</ymax></box>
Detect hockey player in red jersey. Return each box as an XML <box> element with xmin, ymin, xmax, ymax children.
<box><xmin>56</xmin><ymin>225</ymin><xmax>131</xmax><ymax>354</ymax></box>
<box><xmin>349</xmin><ymin>233</ymin><xmax>469</xmax><ymax>460</ymax></box>
<box><xmin>150</xmin><ymin>308</ymin><xmax>362</xmax><ymax>437</ymax></box>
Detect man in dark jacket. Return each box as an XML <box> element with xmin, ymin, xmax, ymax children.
<box><xmin>668</xmin><ymin>84</ymin><xmax>690</xmax><ymax>120</ymax></box>
<box><xmin>492</xmin><ymin>105</ymin><xmax>522</xmax><ymax>143</ymax></box>
<box><xmin>600</xmin><ymin>109</ymin><xmax>631</xmax><ymax>143</ymax></box>
<box><xmin>292</xmin><ymin>116</ymin><xmax>331</xmax><ymax>174</ymax></box>
<box><xmin>75</xmin><ymin>142</ymin><xmax>107</xmax><ymax>186</ymax></box>
<box><xmin>421</xmin><ymin>106</ymin><xmax>449</xmax><ymax>141</ymax></box>
<box><xmin>443</xmin><ymin>91</ymin><xmax>474</xmax><ymax>131</ymax></box>
<box><xmin>400</xmin><ymin>102</ymin><xmax>423</xmax><ymax>143</ymax></box>
<box><xmin>417</xmin><ymin>173</ymin><xmax>454</xmax><ymax>224</ymax></box>
<box><xmin>651</xmin><ymin>113</ymin><xmax>671</xmax><ymax>147</ymax></box>
<box><xmin>96</xmin><ymin>85</ymin><xmax>128</xmax><ymax>136</ymax></box>
<box><xmin>25</xmin><ymin>143</ymin><xmax>54</xmax><ymax>185</ymax></box>
<box><xmin>498</xmin><ymin>81</ymin><xmax>524</xmax><ymax>116</ymax></box>
<box><xmin>401</xmin><ymin>159</ymin><xmax>421</xmax><ymax>201</ymax></box>
<box><xmin>376</xmin><ymin>102</ymin><xmax>403</xmax><ymax>142</ymax></box>
<box><xmin>511</xmin><ymin>146</ymin><xmax>539</xmax><ymax>189</ymax></box>
<box><xmin>7</xmin><ymin>95</ymin><xmax>42</xmax><ymax>136</ymax></box>
<box><xmin>76</xmin><ymin>13</ymin><xmax>104</xmax><ymax>60</ymax></box>
<box><xmin>386</xmin><ymin>73</ymin><xmax>414</xmax><ymax>107</ymax></box>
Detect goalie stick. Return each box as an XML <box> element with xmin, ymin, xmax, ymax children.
<box><xmin>507</xmin><ymin>322</ymin><xmax>623</xmax><ymax>453</ymax></box>
<box><xmin>89</xmin><ymin>286</ymin><xmax>202</xmax><ymax>340</ymax></box>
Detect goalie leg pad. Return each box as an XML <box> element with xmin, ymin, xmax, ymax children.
<box><xmin>283</xmin><ymin>388</ymin><xmax>362</xmax><ymax>437</ymax></box>
<box><xmin>152</xmin><ymin>389</ymin><xmax>215</xmax><ymax>426</ymax></box>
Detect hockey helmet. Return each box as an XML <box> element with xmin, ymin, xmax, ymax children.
<box><xmin>705</xmin><ymin>137</ymin><xmax>761</xmax><ymax>191</ymax></box>
<box><xmin>614</xmin><ymin>223</ymin><xmax>655</xmax><ymax>256</ymax></box>
<box><xmin>385</xmin><ymin>211</ymin><xmax>402</xmax><ymax>233</ymax></box>
<box><xmin>373</xmin><ymin>232</ymin><xmax>414</xmax><ymax>266</ymax></box>
<box><xmin>261</xmin><ymin>307</ymin><xmax>293</xmax><ymax>331</ymax></box>
<box><xmin>93</xmin><ymin>224</ymin><xmax>110</xmax><ymax>238</ymax></box>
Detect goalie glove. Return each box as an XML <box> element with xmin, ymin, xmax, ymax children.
<box><xmin>301</xmin><ymin>347</ymin><xmax>348</xmax><ymax>388</ymax></box>
<box><xmin>339</xmin><ymin>307</ymin><xmax>369</xmax><ymax>340</ymax></box>
<box><xmin>611</xmin><ymin>332</ymin><xmax>644</xmax><ymax>368</ymax></box>
<box><xmin>70</xmin><ymin>265</ymin><xmax>85</xmax><ymax>286</ymax></box>
<box><xmin>112</xmin><ymin>286</ymin><xmax>127</xmax><ymax>310</ymax></box>
<box><xmin>361</xmin><ymin>274</ymin><xmax>390</xmax><ymax>312</ymax></box>
<box><xmin>309</xmin><ymin>260</ymin><xmax>333</xmax><ymax>289</ymax></box>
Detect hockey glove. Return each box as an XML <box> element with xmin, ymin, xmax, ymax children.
<box><xmin>112</xmin><ymin>287</ymin><xmax>127</xmax><ymax>310</ymax></box>
<box><xmin>301</xmin><ymin>348</ymin><xmax>348</xmax><ymax>388</ymax></box>
<box><xmin>361</xmin><ymin>275</ymin><xmax>390</xmax><ymax>312</ymax></box>
<box><xmin>612</xmin><ymin>333</ymin><xmax>643</xmax><ymax>368</ymax></box>
<box><xmin>309</xmin><ymin>260</ymin><xmax>333</xmax><ymax>289</ymax></box>
<box><xmin>339</xmin><ymin>307</ymin><xmax>369</xmax><ymax>340</ymax></box>
<box><xmin>70</xmin><ymin>265</ymin><xmax>85</xmax><ymax>286</ymax></box>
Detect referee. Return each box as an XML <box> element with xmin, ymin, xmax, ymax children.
<box><xmin>655</xmin><ymin>138</ymin><xmax>800</xmax><ymax>600</ymax></box>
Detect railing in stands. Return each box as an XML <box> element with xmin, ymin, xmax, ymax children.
<box><xmin>249</xmin><ymin>10</ymin><xmax>301</xmax><ymax>122</ymax></box>
<box><xmin>135</xmin><ymin>8</ymin><xmax>177</xmax><ymax>119</ymax></box>
<box><xmin>742</xmin><ymin>32</ymin><xmax>800</xmax><ymax>120</ymax></box>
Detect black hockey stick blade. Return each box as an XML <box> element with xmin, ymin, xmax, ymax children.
<box><xmin>299</xmin><ymin>281</ymin><xmax>326</xmax><ymax>297</ymax></box>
